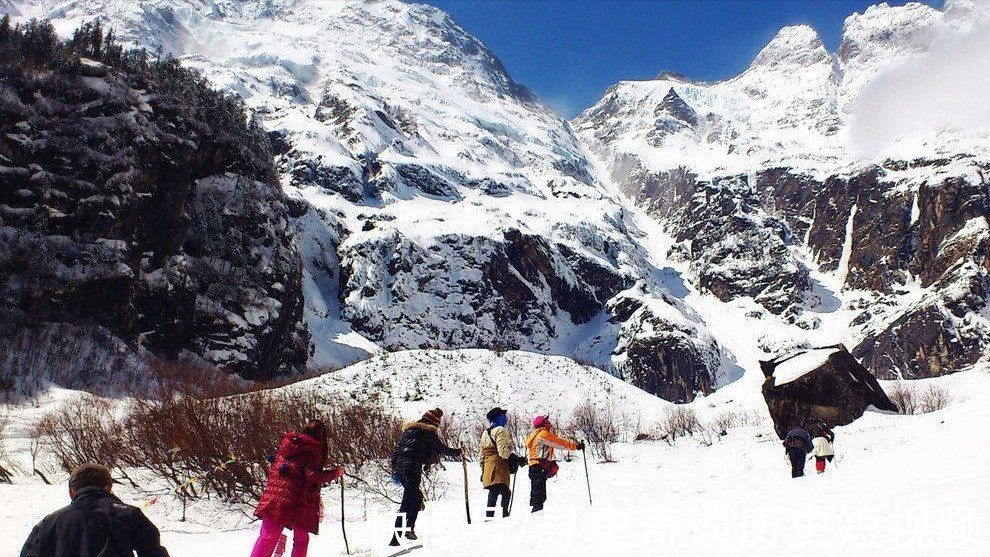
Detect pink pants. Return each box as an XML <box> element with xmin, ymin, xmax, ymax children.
<box><xmin>249</xmin><ymin>516</ymin><xmax>310</xmax><ymax>557</ymax></box>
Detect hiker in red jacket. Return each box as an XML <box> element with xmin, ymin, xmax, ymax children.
<box><xmin>249</xmin><ymin>420</ymin><xmax>344</xmax><ymax>557</ymax></box>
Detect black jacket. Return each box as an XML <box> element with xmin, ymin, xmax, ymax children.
<box><xmin>390</xmin><ymin>421</ymin><xmax>461</xmax><ymax>472</ymax></box>
<box><xmin>783</xmin><ymin>427</ymin><xmax>814</xmax><ymax>453</ymax></box>
<box><xmin>20</xmin><ymin>487</ymin><xmax>169</xmax><ymax>557</ymax></box>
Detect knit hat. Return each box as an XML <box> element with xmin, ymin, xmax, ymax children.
<box><xmin>532</xmin><ymin>414</ymin><xmax>550</xmax><ymax>428</ymax></box>
<box><xmin>420</xmin><ymin>408</ymin><xmax>443</xmax><ymax>427</ymax></box>
<box><xmin>486</xmin><ymin>407</ymin><xmax>507</xmax><ymax>422</ymax></box>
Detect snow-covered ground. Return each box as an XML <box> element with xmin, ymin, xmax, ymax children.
<box><xmin>2</xmin><ymin>364</ymin><xmax>987</xmax><ymax>557</ymax></box>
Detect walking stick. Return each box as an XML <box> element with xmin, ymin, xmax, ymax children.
<box><xmin>460</xmin><ymin>444</ymin><xmax>472</xmax><ymax>524</ymax></box>
<box><xmin>340</xmin><ymin>474</ymin><xmax>350</xmax><ymax>555</ymax></box>
<box><xmin>508</xmin><ymin>469</ymin><xmax>518</xmax><ymax>515</ymax></box>
<box><xmin>581</xmin><ymin>447</ymin><xmax>592</xmax><ymax>505</ymax></box>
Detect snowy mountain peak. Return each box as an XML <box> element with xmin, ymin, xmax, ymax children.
<box><xmin>748</xmin><ymin>25</ymin><xmax>830</xmax><ymax>71</ymax></box>
<box><xmin>838</xmin><ymin>1</ymin><xmax>942</xmax><ymax>67</ymax></box>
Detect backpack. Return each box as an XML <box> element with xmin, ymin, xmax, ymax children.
<box><xmin>541</xmin><ymin>459</ymin><xmax>560</xmax><ymax>479</ymax></box>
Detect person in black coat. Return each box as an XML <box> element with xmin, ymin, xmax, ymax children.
<box><xmin>783</xmin><ymin>425</ymin><xmax>814</xmax><ymax>478</ymax></box>
<box><xmin>20</xmin><ymin>463</ymin><xmax>169</xmax><ymax>557</ymax></box>
<box><xmin>389</xmin><ymin>408</ymin><xmax>461</xmax><ymax>546</ymax></box>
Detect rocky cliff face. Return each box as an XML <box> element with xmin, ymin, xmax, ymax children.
<box><xmin>575</xmin><ymin>1</ymin><xmax>990</xmax><ymax>379</ymax></box>
<box><xmin>3</xmin><ymin>0</ymin><xmax>730</xmax><ymax>400</ymax></box>
<box><xmin>0</xmin><ymin>40</ymin><xmax>308</xmax><ymax>382</ymax></box>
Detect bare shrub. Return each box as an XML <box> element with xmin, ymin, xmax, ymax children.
<box><xmin>0</xmin><ymin>409</ymin><xmax>14</xmax><ymax>482</ymax></box>
<box><xmin>707</xmin><ymin>409</ymin><xmax>764</xmax><ymax>434</ymax></box>
<box><xmin>35</xmin><ymin>396</ymin><xmax>128</xmax><ymax>476</ymax></box>
<box><xmin>888</xmin><ymin>382</ymin><xmax>918</xmax><ymax>415</ymax></box>
<box><xmin>888</xmin><ymin>382</ymin><xmax>951</xmax><ymax>415</ymax></box>
<box><xmin>919</xmin><ymin>384</ymin><xmax>951</xmax><ymax>413</ymax></box>
<box><xmin>709</xmin><ymin>411</ymin><xmax>739</xmax><ymax>435</ymax></box>
<box><xmin>568</xmin><ymin>401</ymin><xmax>622</xmax><ymax>462</ymax></box>
<box><xmin>658</xmin><ymin>406</ymin><xmax>699</xmax><ymax>442</ymax></box>
<box><xmin>34</xmin><ymin>367</ymin><xmax>405</xmax><ymax>506</ymax></box>
<box><xmin>440</xmin><ymin>411</ymin><xmax>485</xmax><ymax>461</ymax></box>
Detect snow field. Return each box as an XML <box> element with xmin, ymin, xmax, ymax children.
<box><xmin>2</xmin><ymin>365</ymin><xmax>988</xmax><ymax>557</ymax></box>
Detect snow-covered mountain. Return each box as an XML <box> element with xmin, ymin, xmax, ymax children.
<box><xmin>1</xmin><ymin>0</ymin><xmax>731</xmax><ymax>401</ymax></box>
<box><xmin>575</xmin><ymin>0</ymin><xmax>990</xmax><ymax>379</ymax></box>
<box><xmin>2</xmin><ymin>0</ymin><xmax>987</xmax><ymax>396</ymax></box>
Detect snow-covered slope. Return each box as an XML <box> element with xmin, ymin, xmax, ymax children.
<box><xmin>2</xmin><ymin>365</ymin><xmax>988</xmax><ymax>557</ymax></box>
<box><xmin>280</xmin><ymin>349</ymin><xmax>674</xmax><ymax>423</ymax></box>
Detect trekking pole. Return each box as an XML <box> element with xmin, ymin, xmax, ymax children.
<box><xmin>460</xmin><ymin>444</ymin><xmax>472</xmax><ymax>524</ymax></box>
<box><xmin>340</xmin><ymin>473</ymin><xmax>350</xmax><ymax>555</ymax></box>
<box><xmin>581</xmin><ymin>447</ymin><xmax>592</xmax><ymax>505</ymax></box>
<box><xmin>508</xmin><ymin>469</ymin><xmax>518</xmax><ymax>515</ymax></box>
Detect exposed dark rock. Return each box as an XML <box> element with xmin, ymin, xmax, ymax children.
<box><xmin>611</xmin><ymin>295</ymin><xmax>720</xmax><ymax>403</ymax></box>
<box><xmin>0</xmin><ymin>48</ymin><xmax>308</xmax><ymax>381</ymax></box>
<box><xmin>761</xmin><ymin>346</ymin><xmax>897</xmax><ymax>438</ymax></box>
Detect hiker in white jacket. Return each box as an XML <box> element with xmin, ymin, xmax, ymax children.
<box><xmin>809</xmin><ymin>418</ymin><xmax>835</xmax><ymax>474</ymax></box>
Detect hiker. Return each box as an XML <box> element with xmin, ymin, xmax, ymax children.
<box><xmin>808</xmin><ymin>417</ymin><xmax>836</xmax><ymax>474</ymax></box>
<box><xmin>783</xmin><ymin>424</ymin><xmax>814</xmax><ymax>478</ymax></box>
<box><xmin>478</xmin><ymin>407</ymin><xmax>526</xmax><ymax>518</ymax></box>
<box><xmin>389</xmin><ymin>408</ymin><xmax>462</xmax><ymax>546</ymax></box>
<box><xmin>525</xmin><ymin>414</ymin><xmax>583</xmax><ymax>512</ymax></box>
<box><xmin>20</xmin><ymin>462</ymin><xmax>170</xmax><ymax>557</ymax></box>
<box><xmin>250</xmin><ymin>419</ymin><xmax>344</xmax><ymax>557</ymax></box>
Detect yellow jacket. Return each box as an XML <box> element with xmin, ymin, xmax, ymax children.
<box><xmin>479</xmin><ymin>425</ymin><xmax>512</xmax><ymax>487</ymax></box>
<box><xmin>525</xmin><ymin>426</ymin><xmax>578</xmax><ymax>466</ymax></box>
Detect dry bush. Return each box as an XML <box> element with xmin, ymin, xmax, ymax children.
<box><xmin>0</xmin><ymin>409</ymin><xmax>14</xmax><ymax>483</ymax></box>
<box><xmin>504</xmin><ymin>410</ymin><xmax>529</xmax><ymax>451</ymax></box>
<box><xmin>122</xmin><ymin>388</ymin><xmax>402</xmax><ymax>504</ymax></box>
<box><xmin>568</xmin><ymin>401</ymin><xmax>622</xmax><ymax>462</ymax></box>
<box><xmin>888</xmin><ymin>382</ymin><xmax>951</xmax><ymax>415</ymax></box>
<box><xmin>34</xmin><ymin>365</ymin><xmax>405</xmax><ymax>505</ymax></box>
<box><xmin>888</xmin><ymin>382</ymin><xmax>918</xmax><ymax>415</ymax></box>
<box><xmin>707</xmin><ymin>409</ymin><xmax>764</xmax><ymax>434</ymax></box>
<box><xmin>34</xmin><ymin>396</ymin><xmax>129</xmax><ymax>477</ymax></box>
<box><xmin>658</xmin><ymin>406</ymin><xmax>700</xmax><ymax>442</ymax></box>
<box><xmin>440</xmin><ymin>411</ymin><xmax>486</xmax><ymax>461</ymax></box>
<box><xmin>708</xmin><ymin>411</ymin><xmax>738</xmax><ymax>435</ymax></box>
<box><xmin>919</xmin><ymin>384</ymin><xmax>951</xmax><ymax>413</ymax></box>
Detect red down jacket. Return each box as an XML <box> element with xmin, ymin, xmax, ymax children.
<box><xmin>254</xmin><ymin>432</ymin><xmax>342</xmax><ymax>534</ymax></box>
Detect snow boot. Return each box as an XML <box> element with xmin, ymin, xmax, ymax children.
<box><xmin>405</xmin><ymin>529</ymin><xmax>418</xmax><ymax>541</ymax></box>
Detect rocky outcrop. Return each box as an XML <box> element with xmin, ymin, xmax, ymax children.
<box><xmin>610</xmin><ymin>295</ymin><xmax>722</xmax><ymax>402</ymax></box>
<box><xmin>760</xmin><ymin>346</ymin><xmax>897</xmax><ymax>438</ymax></box>
<box><xmin>623</xmin><ymin>165</ymin><xmax>811</xmax><ymax>316</ymax></box>
<box><xmin>338</xmin><ymin>228</ymin><xmax>631</xmax><ymax>350</ymax></box>
<box><xmin>0</xmin><ymin>53</ymin><xmax>308</xmax><ymax>381</ymax></box>
<box><xmin>758</xmin><ymin>163</ymin><xmax>990</xmax><ymax>378</ymax></box>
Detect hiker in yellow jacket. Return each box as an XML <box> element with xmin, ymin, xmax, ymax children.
<box><xmin>524</xmin><ymin>414</ymin><xmax>583</xmax><ymax>512</ymax></box>
<box><xmin>478</xmin><ymin>407</ymin><xmax>525</xmax><ymax>518</ymax></box>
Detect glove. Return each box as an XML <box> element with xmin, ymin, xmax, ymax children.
<box><xmin>326</xmin><ymin>465</ymin><xmax>345</xmax><ymax>481</ymax></box>
<box><xmin>278</xmin><ymin>463</ymin><xmax>291</xmax><ymax>476</ymax></box>
<box><xmin>265</xmin><ymin>455</ymin><xmax>275</xmax><ymax>465</ymax></box>
<box><xmin>576</xmin><ymin>441</ymin><xmax>586</xmax><ymax>451</ymax></box>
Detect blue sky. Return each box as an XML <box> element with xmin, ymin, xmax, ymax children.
<box><xmin>419</xmin><ymin>0</ymin><xmax>943</xmax><ymax>118</ymax></box>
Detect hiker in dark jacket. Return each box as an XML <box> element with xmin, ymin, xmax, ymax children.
<box><xmin>20</xmin><ymin>463</ymin><xmax>169</xmax><ymax>557</ymax></box>
<box><xmin>783</xmin><ymin>426</ymin><xmax>814</xmax><ymax>478</ymax></box>
<box><xmin>389</xmin><ymin>408</ymin><xmax>462</xmax><ymax>546</ymax></box>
